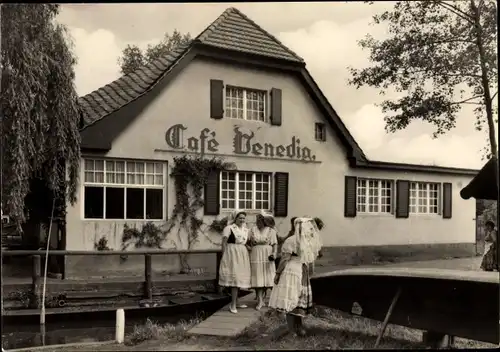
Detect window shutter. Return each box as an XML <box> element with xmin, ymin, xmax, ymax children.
<box><xmin>270</xmin><ymin>88</ymin><xmax>282</xmax><ymax>126</ymax></box>
<box><xmin>274</xmin><ymin>172</ymin><xmax>289</xmax><ymax>217</ymax></box>
<box><xmin>344</xmin><ymin>176</ymin><xmax>357</xmax><ymax>218</ymax></box>
<box><xmin>210</xmin><ymin>80</ymin><xmax>224</xmax><ymax>119</ymax></box>
<box><xmin>442</xmin><ymin>182</ymin><xmax>452</xmax><ymax>219</ymax></box>
<box><xmin>396</xmin><ymin>180</ymin><xmax>410</xmax><ymax>218</ymax></box>
<box><xmin>204</xmin><ymin>171</ymin><xmax>220</xmax><ymax>215</ymax></box>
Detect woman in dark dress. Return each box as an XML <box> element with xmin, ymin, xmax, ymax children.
<box><xmin>481</xmin><ymin>220</ymin><xmax>498</xmax><ymax>272</ymax></box>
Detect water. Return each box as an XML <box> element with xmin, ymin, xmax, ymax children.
<box><xmin>2</xmin><ymin>309</ymin><xmax>214</xmax><ymax>350</ymax></box>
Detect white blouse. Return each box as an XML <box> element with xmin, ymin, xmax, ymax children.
<box><xmin>222</xmin><ymin>224</ymin><xmax>249</xmax><ymax>245</ymax></box>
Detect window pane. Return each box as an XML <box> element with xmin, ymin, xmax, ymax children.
<box><xmin>146</xmin><ymin>175</ymin><xmax>155</xmax><ymax>185</ymax></box>
<box><xmin>154</xmin><ymin>163</ymin><xmax>163</xmax><ymax>174</ymax></box>
<box><xmin>146</xmin><ymin>162</ymin><xmax>154</xmax><ymax>173</ymax></box>
<box><xmin>116</xmin><ymin>161</ymin><xmax>125</xmax><ymax>173</ymax></box>
<box><xmin>146</xmin><ymin>189</ymin><xmax>163</xmax><ymax>220</ymax></box>
<box><xmin>106</xmin><ymin>161</ymin><xmax>115</xmax><ymax>172</ymax></box>
<box><xmin>84</xmin><ymin>172</ymin><xmax>94</xmax><ymax>183</ymax></box>
<box><xmin>126</xmin><ymin>188</ymin><xmax>145</xmax><ymax>219</ymax></box>
<box><xmin>106</xmin><ymin>173</ymin><xmax>116</xmax><ymax>184</ymax></box>
<box><xmin>85</xmin><ymin>159</ymin><xmax>94</xmax><ymax>171</ymax></box>
<box><xmin>95</xmin><ymin>160</ymin><xmax>104</xmax><ymax>171</ymax></box>
<box><xmin>106</xmin><ymin>187</ymin><xmax>125</xmax><ymax>219</ymax></box>
<box><xmin>84</xmin><ymin>186</ymin><xmax>104</xmax><ymax>219</ymax></box>
<box><xmin>95</xmin><ymin>171</ymin><xmax>104</xmax><ymax>183</ymax></box>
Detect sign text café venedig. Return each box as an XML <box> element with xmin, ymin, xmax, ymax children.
<box><xmin>164</xmin><ymin>124</ymin><xmax>318</xmax><ymax>162</ymax></box>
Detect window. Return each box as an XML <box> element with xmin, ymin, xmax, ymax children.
<box><xmin>225</xmin><ymin>86</ymin><xmax>267</xmax><ymax>122</ymax></box>
<box><xmin>220</xmin><ymin>171</ymin><xmax>271</xmax><ymax>211</ymax></box>
<box><xmin>357</xmin><ymin>179</ymin><xmax>393</xmax><ymax>213</ymax></box>
<box><xmin>83</xmin><ymin>159</ymin><xmax>165</xmax><ymax>220</ymax></box>
<box><xmin>315</xmin><ymin>123</ymin><xmax>326</xmax><ymax>141</ymax></box>
<box><xmin>410</xmin><ymin>182</ymin><xmax>440</xmax><ymax>214</ymax></box>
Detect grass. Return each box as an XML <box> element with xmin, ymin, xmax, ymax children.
<box><xmin>23</xmin><ymin>305</ymin><xmax>495</xmax><ymax>351</ymax></box>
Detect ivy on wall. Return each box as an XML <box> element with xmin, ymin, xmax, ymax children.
<box><xmin>119</xmin><ymin>155</ymin><xmax>234</xmax><ymax>271</ymax></box>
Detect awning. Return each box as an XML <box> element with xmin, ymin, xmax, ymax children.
<box><xmin>460</xmin><ymin>157</ymin><xmax>498</xmax><ymax>200</ymax></box>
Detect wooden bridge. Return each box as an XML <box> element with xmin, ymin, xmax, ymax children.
<box><xmin>188</xmin><ymin>293</ymin><xmax>269</xmax><ymax>337</ymax></box>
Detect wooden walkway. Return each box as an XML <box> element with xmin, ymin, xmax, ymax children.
<box><xmin>188</xmin><ymin>293</ymin><xmax>269</xmax><ymax>337</ymax></box>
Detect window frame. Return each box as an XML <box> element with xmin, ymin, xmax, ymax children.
<box><xmin>409</xmin><ymin>181</ymin><xmax>441</xmax><ymax>215</ymax></box>
<box><xmin>225</xmin><ymin>85</ymin><xmax>268</xmax><ymax>123</ymax></box>
<box><xmin>356</xmin><ymin>178</ymin><xmax>394</xmax><ymax>215</ymax></box>
<box><xmin>314</xmin><ymin>122</ymin><xmax>326</xmax><ymax>142</ymax></box>
<box><xmin>81</xmin><ymin>158</ymin><xmax>167</xmax><ymax>221</ymax></box>
<box><xmin>219</xmin><ymin>170</ymin><xmax>273</xmax><ymax>212</ymax></box>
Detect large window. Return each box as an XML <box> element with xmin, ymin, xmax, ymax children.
<box><xmin>410</xmin><ymin>182</ymin><xmax>440</xmax><ymax>214</ymax></box>
<box><xmin>220</xmin><ymin>171</ymin><xmax>271</xmax><ymax>211</ymax></box>
<box><xmin>225</xmin><ymin>86</ymin><xmax>267</xmax><ymax>122</ymax></box>
<box><xmin>356</xmin><ymin>179</ymin><xmax>393</xmax><ymax>213</ymax></box>
<box><xmin>83</xmin><ymin>159</ymin><xmax>166</xmax><ymax>220</ymax></box>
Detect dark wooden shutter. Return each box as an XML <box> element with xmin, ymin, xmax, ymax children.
<box><xmin>204</xmin><ymin>171</ymin><xmax>220</xmax><ymax>215</ymax></box>
<box><xmin>270</xmin><ymin>88</ymin><xmax>282</xmax><ymax>126</ymax></box>
<box><xmin>396</xmin><ymin>180</ymin><xmax>410</xmax><ymax>218</ymax></box>
<box><xmin>442</xmin><ymin>182</ymin><xmax>452</xmax><ymax>219</ymax></box>
<box><xmin>274</xmin><ymin>172</ymin><xmax>289</xmax><ymax>217</ymax></box>
<box><xmin>344</xmin><ymin>176</ymin><xmax>357</xmax><ymax>218</ymax></box>
<box><xmin>210</xmin><ymin>80</ymin><xmax>224</xmax><ymax>119</ymax></box>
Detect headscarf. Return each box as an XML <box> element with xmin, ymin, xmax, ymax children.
<box><xmin>229</xmin><ymin>209</ymin><xmax>247</xmax><ymax>225</ymax></box>
<box><xmin>294</xmin><ymin>217</ymin><xmax>322</xmax><ymax>264</ymax></box>
<box><xmin>259</xmin><ymin>210</ymin><xmax>276</xmax><ymax>228</ymax></box>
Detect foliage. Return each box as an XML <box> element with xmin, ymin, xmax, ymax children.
<box><xmin>94</xmin><ymin>237</ymin><xmax>112</xmax><ymax>251</ymax></box>
<box><xmin>120</xmin><ymin>156</ymin><xmax>233</xmax><ymax>270</ymax></box>
<box><xmin>166</xmin><ymin>155</ymin><xmax>233</xmax><ymax>270</ymax></box>
<box><xmin>482</xmin><ymin>201</ymin><xmax>498</xmax><ymax>224</ymax></box>
<box><xmin>349</xmin><ymin>1</ymin><xmax>498</xmax><ymax>161</ymax></box>
<box><xmin>118</xmin><ymin>29</ymin><xmax>192</xmax><ymax>75</ymax></box>
<box><xmin>208</xmin><ymin>216</ymin><xmax>230</xmax><ymax>234</ymax></box>
<box><xmin>1</xmin><ymin>4</ymin><xmax>81</xmax><ymax>229</ymax></box>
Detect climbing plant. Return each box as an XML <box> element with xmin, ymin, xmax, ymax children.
<box><xmin>120</xmin><ymin>155</ymin><xmax>234</xmax><ymax>271</ymax></box>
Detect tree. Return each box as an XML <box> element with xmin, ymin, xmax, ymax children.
<box><xmin>118</xmin><ymin>29</ymin><xmax>192</xmax><ymax>75</ymax></box>
<box><xmin>1</xmin><ymin>4</ymin><xmax>81</xmax><ymax>229</ymax></box>
<box><xmin>349</xmin><ymin>1</ymin><xmax>498</xmax><ymax>170</ymax></box>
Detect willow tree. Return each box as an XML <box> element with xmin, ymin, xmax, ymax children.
<box><xmin>1</xmin><ymin>4</ymin><xmax>81</xmax><ymax>230</ymax></box>
<box><xmin>349</xmin><ymin>0</ymin><xmax>498</xmax><ymax>174</ymax></box>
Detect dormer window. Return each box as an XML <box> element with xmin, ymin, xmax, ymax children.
<box><xmin>226</xmin><ymin>86</ymin><xmax>267</xmax><ymax>123</ymax></box>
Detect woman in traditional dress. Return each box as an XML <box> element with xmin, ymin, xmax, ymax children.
<box><xmin>275</xmin><ymin>217</ymin><xmax>298</xmax><ymax>270</ymax></box>
<box><xmin>269</xmin><ymin>217</ymin><xmax>322</xmax><ymax>337</ymax></box>
<box><xmin>248</xmin><ymin>211</ymin><xmax>278</xmax><ymax>310</ymax></box>
<box><xmin>218</xmin><ymin>210</ymin><xmax>252</xmax><ymax>313</ymax></box>
<box><xmin>480</xmin><ymin>220</ymin><xmax>498</xmax><ymax>272</ymax></box>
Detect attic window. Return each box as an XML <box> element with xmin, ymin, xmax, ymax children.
<box><xmin>226</xmin><ymin>86</ymin><xmax>267</xmax><ymax>123</ymax></box>
<box><xmin>315</xmin><ymin>123</ymin><xmax>326</xmax><ymax>142</ymax></box>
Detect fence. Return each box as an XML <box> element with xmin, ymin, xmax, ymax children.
<box><xmin>2</xmin><ymin>249</ymin><xmax>223</xmax><ymax>309</ymax></box>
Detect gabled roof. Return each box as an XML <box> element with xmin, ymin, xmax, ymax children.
<box><xmin>78</xmin><ymin>7</ymin><xmax>479</xmax><ymax>177</ymax></box>
<box><xmin>194</xmin><ymin>7</ymin><xmax>304</xmax><ymax>63</ymax></box>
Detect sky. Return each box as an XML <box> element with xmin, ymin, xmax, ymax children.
<box><xmin>57</xmin><ymin>2</ymin><xmax>498</xmax><ymax>170</ymax></box>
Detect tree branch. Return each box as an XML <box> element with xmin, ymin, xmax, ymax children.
<box><xmin>435</xmin><ymin>0</ymin><xmax>475</xmax><ymax>24</ymax></box>
<box><xmin>451</xmin><ymin>95</ymin><xmax>483</xmax><ymax>104</ymax></box>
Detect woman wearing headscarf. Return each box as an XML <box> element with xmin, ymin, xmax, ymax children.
<box><xmin>248</xmin><ymin>211</ymin><xmax>278</xmax><ymax>310</ymax></box>
<box><xmin>268</xmin><ymin>217</ymin><xmax>322</xmax><ymax>337</ymax></box>
<box><xmin>275</xmin><ymin>217</ymin><xmax>298</xmax><ymax>270</ymax></box>
<box><xmin>218</xmin><ymin>210</ymin><xmax>251</xmax><ymax>313</ymax></box>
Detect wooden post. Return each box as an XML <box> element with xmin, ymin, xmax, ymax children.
<box><xmin>422</xmin><ymin>331</ymin><xmax>455</xmax><ymax>349</ymax></box>
<box><xmin>375</xmin><ymin>287</ymin><xmax>402</xmax><ymax>348</ymax></box>
<box><xmin>31</xmin><ymin>255</ymin><xmax>41</xmax><ymax>309</ymax></box>
<box><xmin>144</xmin><ymin>254</ymin><xmax>152</xmax><ymax>300</ymax></box>
<box><xmin>215</xmin><ymin>251</ymin><xmax>222</xmax><ymax>293</ymax></box>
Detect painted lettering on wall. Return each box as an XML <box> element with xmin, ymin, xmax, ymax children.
<box><xmin>164</xmin><ymin>124</ymin><xmax>316</xmax><ymax>161</ymax></box>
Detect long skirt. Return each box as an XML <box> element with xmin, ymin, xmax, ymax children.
<box><xmin>481</xmin><ymin>243</ymin><xmax>498</xmax><ymax>271</ymax></box>
<box><xmin>250</xmin><ymin>244</ymin><xmax>276</xmax><ymax>288</ymax></box>
<box><xmin>218</xmin><ymin>243</ymin><xmax>251</xmax><ymax>289</ymax></box>
<box><xmin>268</xmin><ymin>259</ymin><xmax>313</xmax><ymax>317</ymax></box>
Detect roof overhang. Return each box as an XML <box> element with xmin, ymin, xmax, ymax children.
<box><xmin>460</xmin><ymin>157</ymin><xmax>498</xmax><ymax>200</ymax></box>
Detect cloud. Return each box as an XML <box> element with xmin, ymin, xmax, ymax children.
<box><xmin>70</xmin><ymin>27</ymin><xmax>122</xmax><ymax>96</ymax></box>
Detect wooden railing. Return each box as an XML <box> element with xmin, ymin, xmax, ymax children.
<box><xmin>2</xmin><ymin>249</ymin><xmax>223</xmax><ymax>308</ymax></box>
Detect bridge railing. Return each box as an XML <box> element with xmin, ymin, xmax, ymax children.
<box><xmin>2</xmin><ymin>249</ymin><xmax>223</xmax><ymax>308</ymax></box>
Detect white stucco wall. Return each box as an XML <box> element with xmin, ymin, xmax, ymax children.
<box><xmin>66</xmin><ymin>57</ymin><xmax>476</xmax><ymax>255</ymax></box>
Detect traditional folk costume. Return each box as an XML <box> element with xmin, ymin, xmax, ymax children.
<box><xmin>218</xmin><ymin>213</ymin><xmax>251</xmax><ymax>290</ymax></box>
<box><xmin>269</xmin><ymin>217</ymin><xmax>322</xmax><ymax>336</ymax></box>
<box><xmin>249</xmin><ymin>212</ymin><xmax>278</xmax><ymax>289</ymax></box>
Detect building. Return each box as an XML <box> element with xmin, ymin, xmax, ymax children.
<box><xmin>66</xmin><ymin>7</ymin><xmax>478</xmax><ymax>278</ymax></box>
